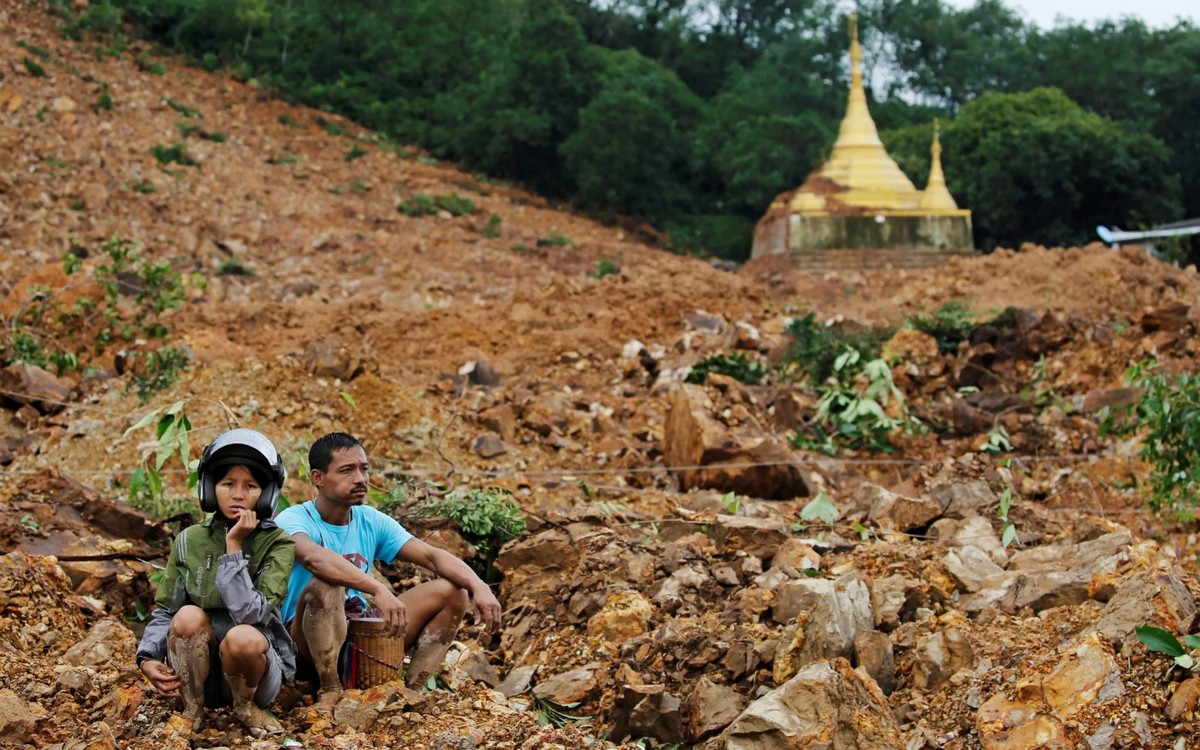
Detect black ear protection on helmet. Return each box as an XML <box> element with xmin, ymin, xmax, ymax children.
<box><xmin>197</xmin><ymin>428</ymin><xmax>286</xmax><ymax>520</ymax></box>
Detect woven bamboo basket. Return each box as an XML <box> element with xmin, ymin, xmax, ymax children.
<box><xmin>347</xmin><ymin>617</ymin><xmax>405</xmax><ymax>688</ymax></box>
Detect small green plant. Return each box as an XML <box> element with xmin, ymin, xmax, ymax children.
<box><xmin>344</xmin><ymin>144</ymin><xmax>367</xmax><ymax>161</ymax></box>
<box><xmin>68</xmin><ymin>198</ymin><xmax>86</xmax><ymax>211</ymax></box>
<box><xmin>131</xmin><ymin>182</ymin><xmax>156</xmax><ymax>194</ymax></box>
<box><xmin>63</xmin><ymin>251</ymin><xmax>83</xmax><ymax>275</ymax></box>
<box><xmin>720</xmin><ymin>492</ymin><xmax>740</xmax><ymax>515</ymax></box>
<box><xmin>783</xmin><ymin>313</ymin><xmax>889</xmax><ymax>385</ymax></box>
<box><xmin>217</xmin><ymin>258</ymin><xmax>254</xmax><ymax>276</ymax></box>
<box><xmin>537</xmin><ymin>233</ymin><xmax>573</xmax><ymax>248</ymax></box>
<box><xmin>434</xmin><ymin>193</ymin><xmax>474</xmax><ymax>216</ymax></box>
<box><xmin>480</xmin><ymin>213</ymin><xmax>502</xmax><ymax>238</ymax></box>
<box><xmin>151</xmin><ymin>142</ymin><xmax>198</xmax><ymax>168</ymax></box>
<box><xmin>23</xmin><ymin>57</ymin><xmax>47</xmax><ymax>76</ymax></box>
<box><xmin>278</xmin><ymin>114</ymin><xmax>302</xmax><ymax>129</ymax></box>
<box><xmin>979</xmin><ymin>424</ymin><xmax>1012</xmax><ymax>455</ymax></box>
<box><xmin>412</xmin><ymin>488</ymin><xmax>527</xmax><ymax>582</ymax></box>
<box><xmin>590</xmin><ymin>257</ymin><xmax>620</xmax><ymax>279</ymax></box>
<box><xmin>398</xmin><ymin>193</ymin><xmax>437</xmax><ymax>217</ymax></box>
<box><xmin>798</xmin><ymin>491</ymin><xmax>839</xmax><ymax>532</ymax></box>
<box><xmin>137</xmin><ymin>52</ymin><xmax>166</xmax><ymax>75</ymax></box>
<box><xmin>1136</xmin><ymin>625</ymin><xmax>1200</xmax><ymax>678</ymax></box>
<box><xmin>128</xmin><ymin>345</ymin><xmax>190</xmax><ymax>402</ymax></box>
<box><xmin>907</xmin><ymin>300</ymin><xmax>977</xmax><ymax>354</ymax></box>
<box><xmin>166</xmin><ymin>98</ymin><xmax>201</xmax><ymax>118</ymax></box>
<box><xmin>997</xmin><ymin>486</ymin><xmax>1018</xmax><ymax>548</ymax></box>
<box><xmin>16</xmin><ymin>39</ymin><xmax>52</xmax><ymax>60</ymax></box>
<box><xmin>123</xmin><ymin>400</ymin><xmax>201</xmax><ymax>520</ymax></box>
<box><xmin>339</xmin><ymin>391</ymin><xmax>358</xmax><ymax>411</ymax></box>
<box><xmin>323</xmin><ymin>121</ymin><xmax>349</xmax><ymax>136</ymax></box>
<box><xmin>93</xmin><ymin>83</ymin><xmax>113</xmax><ymax>111</ymax></box>
<box><xmin>790</xmin><ymin>348</ymin><xmax>921</xmax><ymax>455</ymax></box>
<box><xmin>686</xmin><ymin>353</ymin><xmax>768</xmax><ymax>385</ymax></box>
<box><xmin>19</xmin><ymin>514</ymin><xmax>41</xmax><ymax>533</ymax></box>
<box><xmin>532</xmin><ymin>694</ymin><xmax>591</xmax><ymax>728</ymax></box>
<box><xmin>1101</xmin><ymin>360</ymin><xmax>1200</xmax><ymax>519</ymax></box>
<box><xmin>270</xmin><ymin>152</ymin><xmax>300</xmax><ymax>165</ymax></box>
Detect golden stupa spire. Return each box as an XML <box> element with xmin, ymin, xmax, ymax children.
<box><xmin>919</xmin><ymin>119</ymin><xmax>960</xmax><ymax>211</ymax></box>
<box><xmin>813</xmin><ymin>12</ymin><xmax>921</xmax><ymax>211</ymax></box>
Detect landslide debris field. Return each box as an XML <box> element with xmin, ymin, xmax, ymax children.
<box><xmin>4</xmin><ymin>4</ymin><xmax>1200</xmax><ymax>749</ymax></box>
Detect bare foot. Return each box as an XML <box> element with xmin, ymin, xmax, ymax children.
<box><xmin>233</xmin><ymin>703</ymin><xmax>284</xmax><ymax>737</ymax></box>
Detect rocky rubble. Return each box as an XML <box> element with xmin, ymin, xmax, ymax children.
<box><xmin>4</xmin><ymin>2</ymin><xmax>1200</xmax><ymax>749</ymax></box>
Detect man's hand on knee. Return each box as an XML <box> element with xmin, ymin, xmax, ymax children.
<box><xmin>376</xmin><ymin>589</ymin><xmax>408</xmax><ymax>638</ymax></box>
<box><xmin>473</xmin><ymin>588</ymin><xmax>502</xmax><ymax>634</ymax></box>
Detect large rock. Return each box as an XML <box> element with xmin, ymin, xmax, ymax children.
<box><xmin>61</xmin><ymin>619</ymin><xmax>137</xmax><ymax>668</ymax></box>
<box><xmin>853</xmin><ymin>631</ymin><xmax>895</xmax><ymax>695</ymax></box>
<box><xmin>772</xmin><ymin>572</ymin><xmax>873</xmax><ymax>680</ymax></box>
<box><xmin>928</xmin><ymin>479</ymin><xmax>998</xmax><ymax>519</ymax></box>
<box><xmin>0</xmin><ymin>363</ymin><xmax>72</xmax><ymax>414</ymax></box>
<box><xmin>493</xmin><ymin>529</ymin><xmax>579</xmax><ymax>603</ymax></box>
<box><xmin>1088</xmin><ymin>568</ymin><xmax>1198</xmax><ymax>642</ymax></box>
<box><xmin>707</xmin><ymin>658</ymin><xmax>902</xmax><ymax>750</ymax></box>
<box><xmin>610</xmin><ymin>684</ymin><xmax>684</xmax><ymax>744</ymax></box>
<box><xmin>664</xmin><ymin>384</ymin><xmax>809</xmax><ymax>500</ymax></box>
<box><xmin>911</xmin><ymin>626</ymin><xmax>975</xmax><ymax>690</ymax></box>
<box><xmin>976</xmin><ymin>633</ymin><xmax>1126</xmax><ymax>750</ymax></box>
<box><xmin>711</xmin><ymin>515</ymin><xmax>791</xmax><ymax>559</ymax></box>
<box><xmin>0</xmin><ymin>691</ymin><xmax>44</xmax><ymax>744</ymax></box>
<box><xmin>532</xmin><ymin>663</ymin><xmax>603</xmax><ymax>705</ymax></box>
<box><xmin>929</xmin><ymin>515</ymin><xmax>1007</xmax><ymax>565</ymax></box>
<box><xmin>861</xmin><ymin>484</ymin><xmax>941</xmax><ymax>532</ymax></box>
<box><xmin>587</xmin><ymin>591</ymin><xmax>655</xmax><ymax>649</ymax></box>
<box><xmin>942</xmin><ymin>546</ymin><xmax>1006</xmax><ymax>594</ymax></box>
<box><xmin>684</xmin><ymin>677</ymin><xmax>746</xmax><ymax>742</ymax></box>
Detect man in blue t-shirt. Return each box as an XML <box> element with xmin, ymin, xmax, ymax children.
<box><xmin>276</xmin><ymin>432</ymin><xmax>501</xmax><ymax>705</ymax></box>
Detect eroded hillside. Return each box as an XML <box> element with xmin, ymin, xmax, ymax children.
<box><xmin>4</xmin><ymin>2</ymin><xmax>1200</xmax><ymax>749</ymax></box>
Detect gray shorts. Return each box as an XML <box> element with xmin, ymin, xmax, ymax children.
<box><xmin>167</xmin><ymin>622</ymin><xmax>284</xmax><ymax>708</ymax></box>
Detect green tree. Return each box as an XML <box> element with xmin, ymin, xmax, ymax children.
<box><xmin>885</xmin><ymin>88</ymin><xmax>1181</xmax><ymax>249</ymax></box>
<box><xmin>561</xmin><ymin>49</ymin><xmax>703</xmax><ymax>217</ymax></box>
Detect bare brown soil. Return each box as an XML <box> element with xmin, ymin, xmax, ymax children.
<box><xmin>3</xmin><ymin>2</ymin><xmax>1200</xmax><ymax>749</ymax></box>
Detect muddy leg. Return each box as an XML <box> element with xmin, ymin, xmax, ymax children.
<box><xmin>221</xmin><ymin>625</ymin><xmax>283</xmax><ymax>738</ymax></box>
<box><xmin>167</xmin><ymin>605</ymin><xmax>213</xmax><ymax>731</ymax></box>
<box><xmin>400</xmin><ymin>579</ymin><xmax>469</xmax><ymax>689</ymax></box>
<box><xmin>292</xmin><ymin>578</ymin><xmax>348</xmax><ymax>708</ymax></box>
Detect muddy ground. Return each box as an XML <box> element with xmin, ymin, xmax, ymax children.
<box><xmin>3</xmin><ymin>2</ymin><xmax>1200</xmax><ymax>748</ymax></box>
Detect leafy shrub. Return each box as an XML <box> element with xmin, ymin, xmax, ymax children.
<box><xmin>783</xmin><ymin>313</ymin><xmax>890</xmax><ymax>385</ymax></box>
<box><xmin>434</xmin><ymin>193</ymin><xmax>474</xmax><ymax>216</ymax></box>
<box><xmin>790</xmin><ymin>348</ymin><xmax>922</xmax><ymax>455</ymax></box>
<box><xmin>129</xmin><ymin>345</ymin><xmax>190</xmax><ymax>402</ymax></box>
<box><xmin>166</xmin><ymin>98</ymin><xmax>201</xmax><ymax>118</ymax></box>
<box><xmin>344</xmin><ymin>144</ymin><xmax>367</xmax><ymax>161</ymax></box>
<box><xmin>412</xmin><ymin>488</ymin><xmax>526</xmax><ymax>582</ymax></box>
<box><xmin>23</xmin><ymin>58</ymin><xmax>46</xmax><ymax>77</ymax></box>
<box><xmin>137</xmin><ymin>52</ymin><xmax>165</xmax><ymax>74</ymax></box>
<box><xmin>907</xmin><ymin>300</ymin><xmax>977</xmax><ymax>354</ymax></box>
<box><xmin>537</xmin><ymin>233</ymin><xmax>573</xmax><ymax>247</ymax></box>
<box><xmin>686</xmin><ymin>353</ymin><xmax>767</xmax><ymax>385</ymax></box>
<box><xmin>151</xmin><ymin>142</ymin><xmax>198</xmax><ymax>167</ymax></box>
<box><xmin>398</xmin><ymin>193</ymin><xmax>437</xmax><ymax>217</ymax></box>
<box><xmin>480</xmin><ymin>213</ymin><xmax>502</xmax><ymax>238</ymax></box>
<box><xmin>217</xmin><ymin>258</ymin><xmax>254</xmax><ymax>276</ymax></box>
<box><xmin>278</xmin><ymin>114</ymin><xmax>302</xmax><ymax>129</ymax></box>
<box><xmin>1101</xmin><ymin>360</ymin><xmax>1200</xmax><ymax>519</ymax></box>
<box><xmin>590</xmin><ymin>257</ymin><xmax>620</xmax><ymax>279</ymax></box>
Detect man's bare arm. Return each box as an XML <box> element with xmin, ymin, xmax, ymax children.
<box><xmin>292</xmin><ymin>533</ymin><xmax>391</xmax><ymax>599</ymax></box>
<box><xmin>396</xmin><ymin>538</ymin><xmax>502</xmax><ymax>632</ymax></box>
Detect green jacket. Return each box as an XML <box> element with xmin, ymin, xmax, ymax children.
<box><xmin>135</xmin><ymin>515</ymin><xmax>297</xmax><ymax>679</ymax></box>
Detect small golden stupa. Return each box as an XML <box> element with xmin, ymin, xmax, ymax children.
<box><xmin>752</xmin><ymin>14</ymin><xmax>974</xmax><ymax>267</ymax></box>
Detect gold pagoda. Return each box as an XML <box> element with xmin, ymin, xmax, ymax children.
<box><xmin>751</xmin><ymin>14</ymin><xmax>974</xmax><ymax>268</ymax></box>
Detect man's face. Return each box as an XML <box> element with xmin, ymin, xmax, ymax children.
<box><xmin>313</xmin><ymin>446</ymin><xmax>369</xmax><ymax>507</ymax></box>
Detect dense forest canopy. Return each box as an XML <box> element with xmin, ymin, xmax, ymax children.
<box><xmin>56</xmin><ymin>0</ymin><xmax>1199</xmax><ymax>260</ymax></box>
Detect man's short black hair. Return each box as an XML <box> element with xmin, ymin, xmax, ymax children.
<box><xmin>309</xmin><ymin>432</ymin><xmax>364</xmax><ymax>473</ymax></box>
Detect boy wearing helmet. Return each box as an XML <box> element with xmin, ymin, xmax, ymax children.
<box><xmin>135</xmin><ymin>429</ymin><xmax>296</xmax><ymax>737</ymax></box>
<box><xmin>276</xmin><ymin>432</ymin><xmax>502</xmax><ymax>707</ymax></box>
